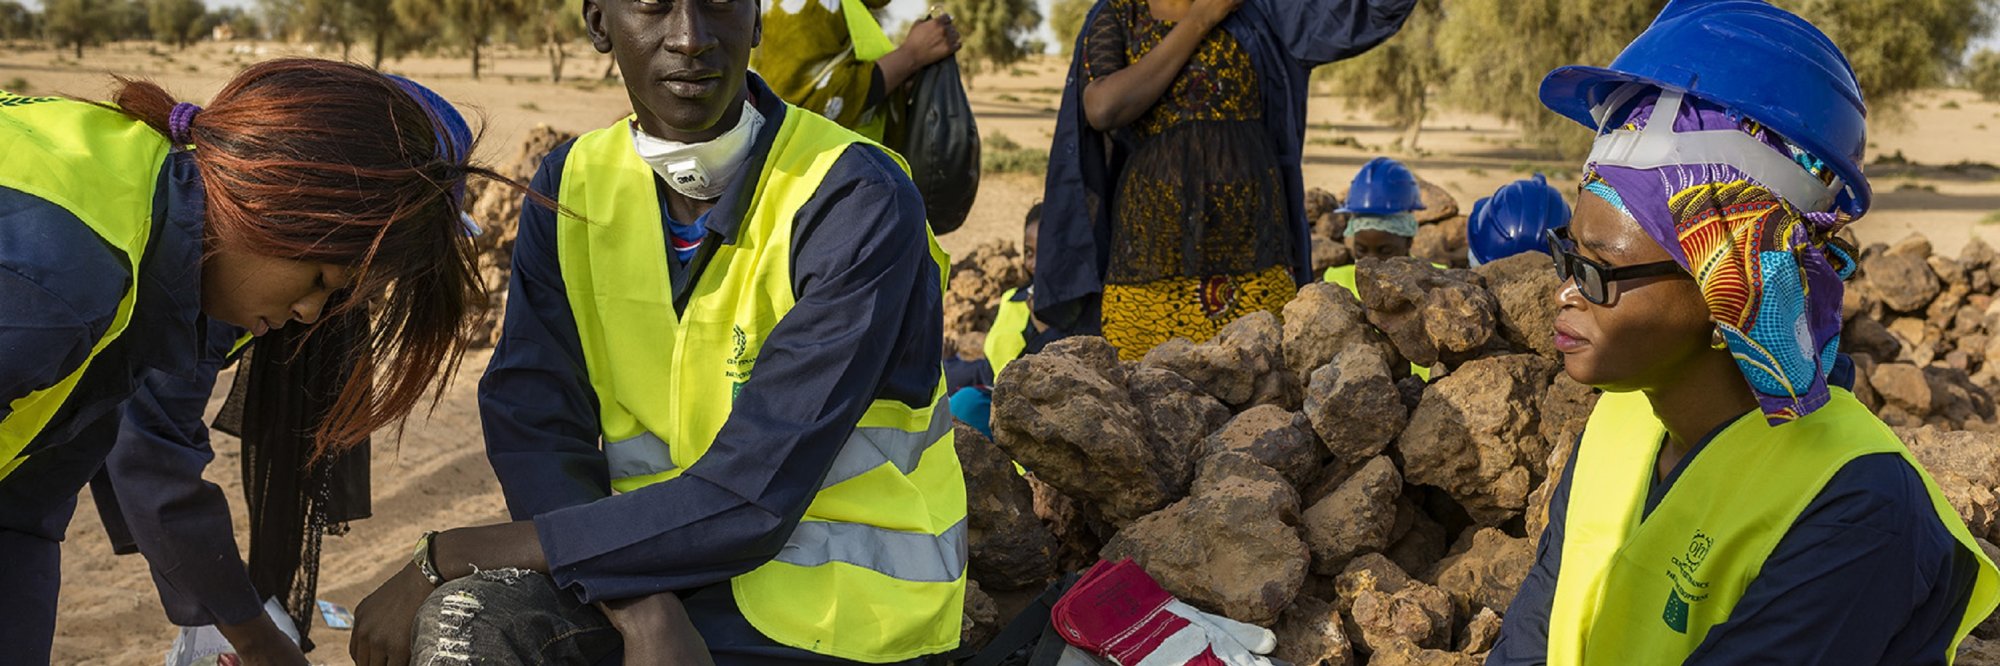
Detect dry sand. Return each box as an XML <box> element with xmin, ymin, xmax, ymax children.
<box><xmin>5</xmin><ymin>40</ymin><xmax>1999</xmax><ymax>664</ymax></box>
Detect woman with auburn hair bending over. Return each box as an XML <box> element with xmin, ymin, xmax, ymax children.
<box><xmin>0</xmin><ymin>59</ymin><xmax>501</xmax><ymax>663</ymax></box>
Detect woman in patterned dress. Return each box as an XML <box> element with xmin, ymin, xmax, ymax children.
<box><xmin>1036</xmin><ymin>0</ymin><xmax>1418</xmax><ymax>360</ymax></box>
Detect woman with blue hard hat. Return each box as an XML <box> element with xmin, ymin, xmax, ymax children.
<box><xmin>1323</xmin><ymin>156</ymin><xmax>1428</xmax><ymax>291</ymax></box>
<box><xmin>1467</xmin><ymin>174</ymin><xmax>1572</xmax><ymax>267</ymax></box>
<box><xmin>0</xmin><ymin>61</ymin><xmax>499</xmax><ymax>664</ymax></box>
<box><xmin>1490</xmin><ymin>1</ymin><xmax>1998</xmax><ymax>664</ymax></box>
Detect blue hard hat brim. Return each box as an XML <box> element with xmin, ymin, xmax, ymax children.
<box><xmin>1539</xmin><ymin>65</ymin><xmax>1870</xmax><ymax>216</ymax></box>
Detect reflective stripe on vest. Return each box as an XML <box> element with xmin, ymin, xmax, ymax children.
<box><xmin>984</xmin><ymin>287</ymin><xmax>1031</xmax><ymax>378</ymax></box>
<box><xmin>555</xmin><ymin>106</ymin><xmax>965</xmax><ymax>662</ymax></box>
<box><xmin>606</xmin><ymin>393</ymin><xmax>956</xmax><ymax>490</ymax></box>
<box><xmin>1546</xmin><ymin>389</ymin><xmax>2000</xmax><ymax>665</ymax></box>
<box><xmin>0</xmin><ymin>93</ymin><xmax>170</xmax><ymax>481</ymax></box>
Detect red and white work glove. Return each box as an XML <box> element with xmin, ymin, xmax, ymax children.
<box><xmin>1051</xmin><ymin>559</ymin><xmax>1279</xmax><ymax>666</ymax></box>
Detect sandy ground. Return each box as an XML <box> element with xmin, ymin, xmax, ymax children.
<box><xmin>7</xmin><ymin>39</ymin><xmax>2000</xmax><ymax>664</ymax></box>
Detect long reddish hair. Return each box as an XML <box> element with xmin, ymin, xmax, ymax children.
<box><xmin>106</xmin><ymin>59</ymin><xmax>514</xmax><ymax>454</ymax></box>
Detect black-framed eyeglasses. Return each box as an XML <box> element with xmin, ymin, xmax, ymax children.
<box><xmin>1546</xmin><ymin>227</ymin><xmax>1690</xmax><ymax>305</ymax></box>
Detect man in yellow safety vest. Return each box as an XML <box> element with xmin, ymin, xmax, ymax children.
<box><xmin>349</xmin><ymin>0</ymin><xmax>966</xmax><ymax>663</ymax></box>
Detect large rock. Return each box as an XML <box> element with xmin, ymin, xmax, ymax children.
<box><xmin>1397</xmin><ymin>354</ymin><xmax>1557</xmax><ymax>525</ymax></box>
<box><xmin>1872</xmin><ymin>362</ymin><xmax>1934</xmax><ymax>418</ymax></box>
<box><xmin>1206</xmin><ymin>405</ymin><xmax>1322</xmax><ymax>489</ymax></box>
<box><xmin>1303</xmin><ymin>456</ymin><xmax>1403</xmax><ymax>575</ymax></box>
<box><xmin>1304</xmin><ymin>345</ymin><xmax>1408</xmax><ymax>464</ymax></box>
<box><xmin>1902</xmin><ymin>427</ymin><xmax>2000</xmax><ymax>542</ymax></box>
<box><xmin>953</xmin><ymin>424</ymin><xmax>1058</xmax><ymax>590</ymax></box>
<box><xmin>1273</xmin><ymin>595</ymin><xmax>1355</xmax><ymax>666</ymax></box>
<box><xmin>992</xmin><ymin>337</ymin><xmax>1178</xmax><ymax>524</ymax></box>
<box><xmin>1129</xmin><ymin>367</ymin><xmax>1233</xmax><ymax>495</ymax></box>
<box><xmin>1415</xmin><ymin>178</ymin><xmax>1460</xmax><ymax>224</ymax></box>
<box><xmin>1282</xmin><ymin>282</ymin><xmax>1400</xmax><ymax>382</ymax></box>
<box><xmin>1100</xmin><ymin>455</ymin><xmax>1310</xmax><ymax>626</ymax></box>
<box><xmin>1367</xmin><ymin>639</ymin><xmax>1482</xmax><ymax>666</ymax></box>
<box><xmin>1348</xmin><ymin>576</ymin><xmax>1455</xmax><ymax>652</ymax></box>
<box><xmin>1459</xmin><ymin>607</ymin><xmax>1503</xmax><ymax>656</ymax></box>
<box><xmin>1355</xmin><ymin>258</ymin><xmax>1502</xmax><ymax>367</ymax></box>
<box><xmin>1429</xmin><ymin>528</ymin><xmax>1534</xmax><ymax>619</ymax></box>
<box><xmin>1305</xmin><ymin>187</ymin><xmax>1342</xmax><ymax>224</ymax></box>
<box><xmin>1536</xmin><ymin>374</ymin><xmax>1598</xmax><ymax>478</ymax></box>
<box><xmin>1142</xmin><ymin>312</ymin><xmax>1297</xmax><ymax>410</ymax></box>
<box><xmin>1845</xmin><ymin>317</ymin><xmax>1904</xmax><ymax>363</ymax></box>
<box><xmin>1475</xmin><ymin>252</ymin><xmax>1564</xmax><ymax>359</ymax></box>
<box><xmin>1525</xmin><ymin>436</ymin><xmax>1577</xmax><ymax>540</ymax></box>
<box><xmin>1027</xmin><ymin>473</ymin><xmax>1102</xmax><ymax>572</ymax></box>
<box><xmin>1866</xmin><ymin>252</ymin><xmax>1943</xmax><ymax>314</ymax></box>
<box><xmin>961</xmin><ymin>580</ymin><xmax>1001</xmax><ymax>651</ymax></box>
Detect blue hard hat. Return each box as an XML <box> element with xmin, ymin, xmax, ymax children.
<box><xmin>1538</xmin><ymin>0</ymin><xmax>1870</xmax><ymax>216</ymax></box>
<box><xmin>1336</xmin><ymin>156</ymin><xmax>1425</xmax><ymax>215</ymax></box>
<box><xmin>1468</xmin><ymin>174</ymin><xmax>1572</xmax><ymax>266</ymax></box>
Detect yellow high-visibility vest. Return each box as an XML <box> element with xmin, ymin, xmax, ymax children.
<box><xmin>1547</xmin><ymin>389</ymin><xmax>2000</xmax><ymax>665</ymax></box>
<box><xmin>554</xmin><ymin>106</ymin><xmax>966</xmax><ymax>662</ymax></box>
<box><xmin>0</xmin><ymin>92</ymin><xmax>171</xmax><ymax>481</ymax></box>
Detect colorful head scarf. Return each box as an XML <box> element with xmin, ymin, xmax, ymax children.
<box><xmin>1583</xmin><ymin>90</ymin><xmax>1857</xmax><ymax>424</ymax></box>
<box><xmin>1345</xmin><ymin>212</ymin><xmax>1419</xmax><ymax>239</ymax></box>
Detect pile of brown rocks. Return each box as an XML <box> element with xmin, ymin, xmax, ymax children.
<box><xmin>1843</xmin><ymin>234</ymin><xmax>2000</xmax><ymax>430</ymax></box>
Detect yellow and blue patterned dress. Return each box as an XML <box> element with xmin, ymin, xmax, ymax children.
<box><xmin>1084</xmin><ymin>0</ymin><xmax>1294</xmax><ymax>360</ymax></box>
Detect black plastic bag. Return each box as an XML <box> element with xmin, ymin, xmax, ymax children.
<box><xmin>890</xmin><ymin>55</ymin><xmax>980</xmax><ymax>236</ymax></box>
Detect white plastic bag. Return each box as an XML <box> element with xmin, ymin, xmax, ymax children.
<box><xmin>162</xmin><ymin>598</ymin><xmax>301</xmax><ymax>666</ymax></box>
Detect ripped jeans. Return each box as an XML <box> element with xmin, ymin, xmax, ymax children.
<box><xmin>411</xmin><ymin>568</ymin><xmax>620</xmax><ymax>665</ymax></box>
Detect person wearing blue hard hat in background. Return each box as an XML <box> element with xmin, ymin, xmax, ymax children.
<box><xmin>1467</xmin><ymin>174</ymin><xmax>1572</xmax><ymax>268</ymax></box>
<box><xmin>1325</xmin><ymin>156</ymin><xmax>1427</xmax><ymax>292</ymax></box>
<box><xmin>1490</xmin><ymin>1</ymin><xmax>1999</xmax><ymax>664</ymax></box>
<box><xmin>0</xmin><ymin>61</ymin><xmax>496</xmax><ymax>666</ymax></box>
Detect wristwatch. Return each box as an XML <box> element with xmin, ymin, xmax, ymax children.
<box><xmin>412</xmin><ymin>530</ymin><xmax>445</xmax><ymax>585</ymax></box>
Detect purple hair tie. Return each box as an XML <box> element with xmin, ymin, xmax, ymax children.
<box><xmin>167</xmin><ymin>102</ymin><xmax>201</xmax><ymax>144</ymax></box>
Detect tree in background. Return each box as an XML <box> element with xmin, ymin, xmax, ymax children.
<box><xmin>206</xmin><ymin>5</ymin><xmax>259</xmax><ymax>39</ymax></box>
<box><xmin>0</xmin><ymin>1</ymin><xmax>37</xmax><ymax>41</ymax></box>
<box><xmin>1320</xmin><ymin>0</ymin><xmax>1440</xmax><ymax>151</ymax></box>
<box><xmin>1433</xmin><ymin>0</ymin><xmax>1665</xmax><ymax>157</ymax></box>
<box><xmin>293</xmin><ymin>0</ymin><xmax>402</xmax><ymax>67</ymax></box>
<box><xmin>394</xmin><ymin>0</ymin><xmax>524</xmax><ymax>80</ymax></box>
<box><xmin>44</xmin><ymin>0</ymin><xmax>109</xmax><ymax>58</ymax></box>
<box><xmin>148</xmin><ymin>0</ymin><xmax>207</xmax><ymax>48</ymax></box>
<box><xmin>1773</xmin><ymin>0</ymin><xmax>1996</xmax><ymax>112</ymax></box>
<box><xmin>1972</xmin><ymin>50</ymin><xmax>2000</xmax><ymax>101</ymax></box>
<box><xmin>1048</xmin><ymin>0</ymin><xmax>1090</xmax><ymax>55</ymax></box>
<box><xmin>947</xmin><ymin>0</ymin><xmax>1041</xmax><ymax>75</ymax></box>
<box><xmin>519</xmin><ymin>0</ymin><xmax>583</xmax><ymax>83</ymax></box>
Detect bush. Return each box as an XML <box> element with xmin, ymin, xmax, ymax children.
<box><xmin>982</xmin><ymin>132</ymin><xmax>1049</xmax><ymax>175</ymax></box>
<box><xmin>1971</xmin><ymin>50</ymin><xmax>2000</xmax><ymax>102</ymax></box>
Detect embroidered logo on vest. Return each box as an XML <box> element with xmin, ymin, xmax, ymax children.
<box><xmin>1663</xmin><ymin>530</ymin><xmax>1714</xmax><ymax>633</ymax></box>
<box><xmin>727</xmin><ymin>325</ymin><xmax>756</xmax><ymax>400</ymax></box>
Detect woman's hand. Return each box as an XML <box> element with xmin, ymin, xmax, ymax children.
<box><xmin>350</xmin><ymin>564</ymin><xmax>435</xmax><ymax>666</ymax></box>
<box><xmin>1185</xmin><ymin>0</ymin><xmax>1245</xmax><ymax>31</ymax></box>
<box><xmin>215</xmin><ymin>613</ymin><xmax>310</xmax><ymax>666</ymax></box>
<box><xmin>879</xmin><ymin>14</ymin><xmax>963</xmax><ymax>92</ymax></box>
<box><xmin>599</xmin><ymin>592</ymin><xmax>715</xmax><ymax>666</ymax></box>
<box><xmin>904</xmin><ymin>15</ymin><xmax>963</xmax><ymax>66</ymax></box>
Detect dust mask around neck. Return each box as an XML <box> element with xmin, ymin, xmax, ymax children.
<box><xmin>630</xmin><ymin>100</ymin><xmax>765</xmax><ymax>201</ymax></box>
